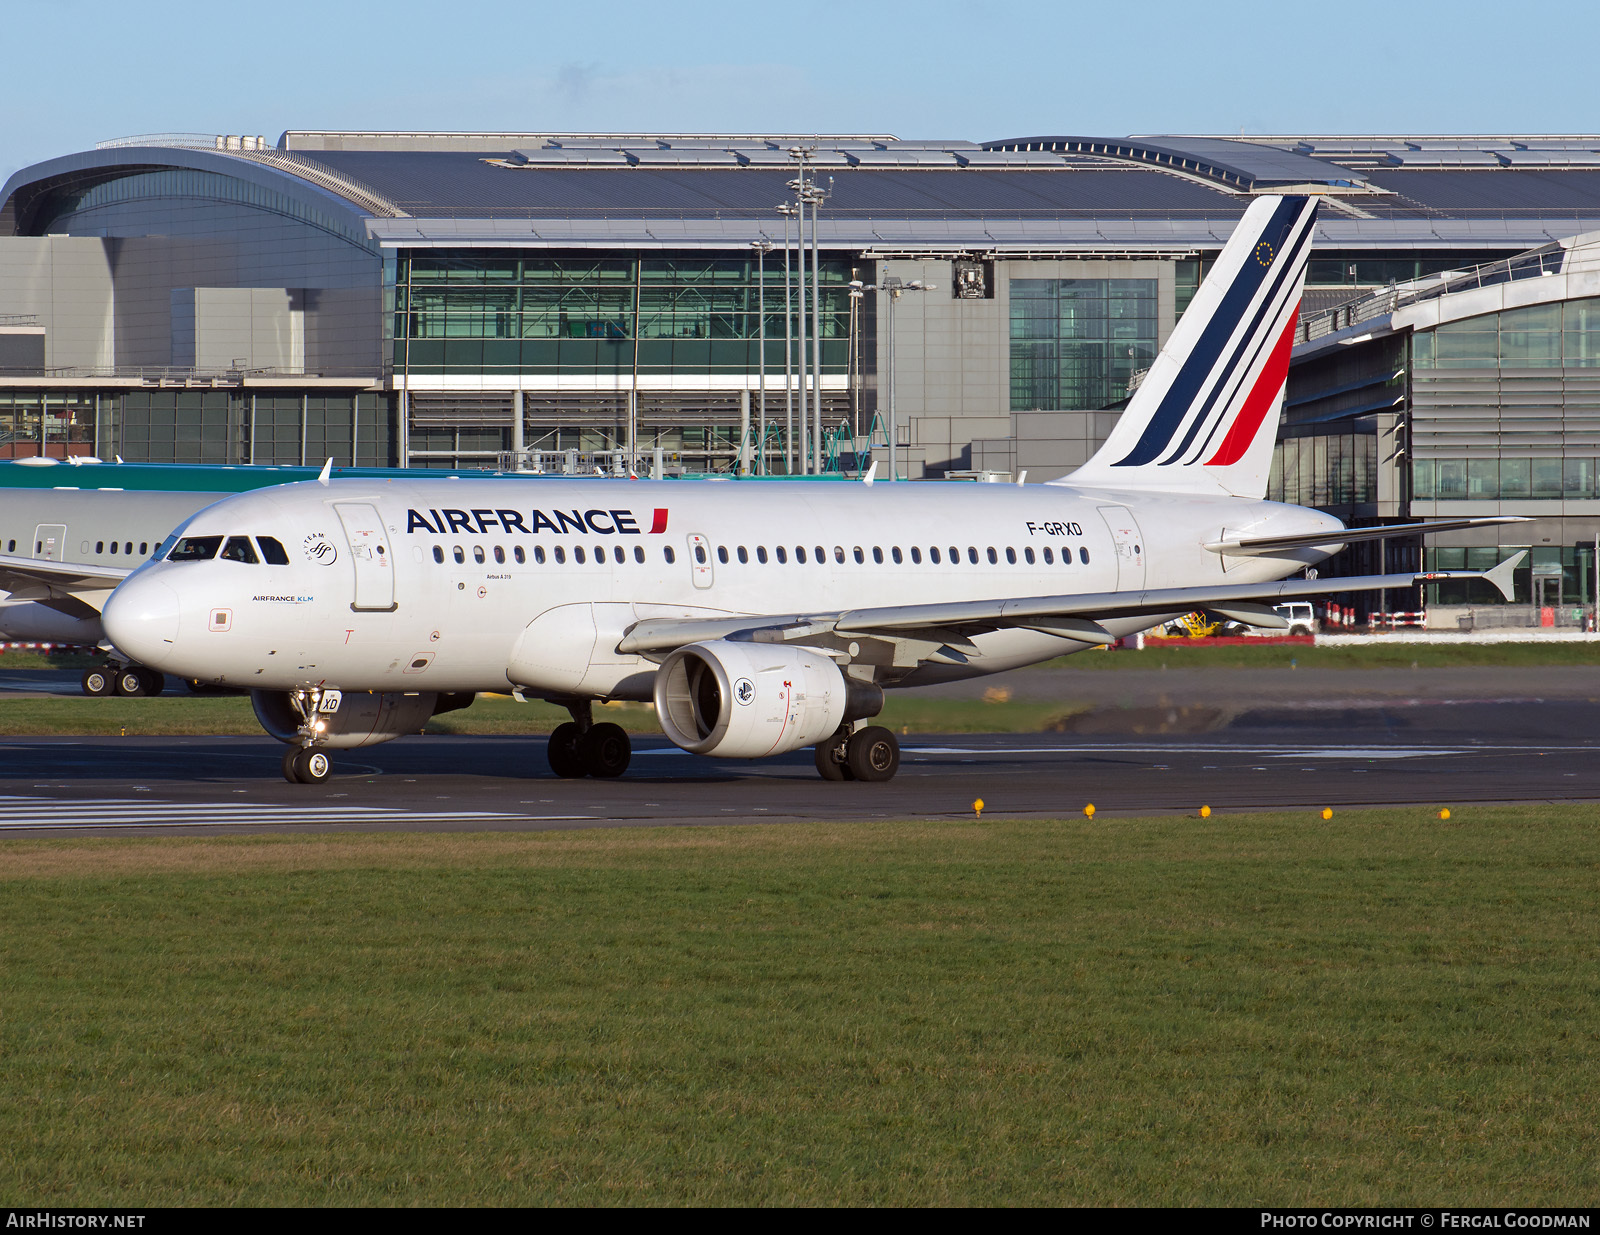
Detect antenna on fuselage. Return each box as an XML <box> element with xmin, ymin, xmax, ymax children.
<box><xmin>317</xmin><ymin>458</ymin><xmax>333</xmax><ymax>486</ymax></box>
<box><xmin>862</xmin><ymin>461</ymin><xmax>878</xmax><ymax>486</ymax></box>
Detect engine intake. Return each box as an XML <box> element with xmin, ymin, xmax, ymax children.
<box><xmin>251</xmin><ymin>690</ymin><xmax>473</xmax><ymax>749</ymax></box>
<box><xmin>654</xmin><ymin>640</ymin><xmax>860</xmax><ymax>759</ymax></box>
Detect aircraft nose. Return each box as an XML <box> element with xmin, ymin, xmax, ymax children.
<box><xmin>102</xmin><ymin>575</ymin><xmax>182</xmax><ymax>666</ymax></box>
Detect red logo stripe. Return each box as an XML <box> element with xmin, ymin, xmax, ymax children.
<box><xmin>649</xmin><ymin>508</ymin><xmax>669</xmax><ymax>534</ymax></box>
<box><xmin>1205</xmin><ymin>303</ymin><xmax>1300</xmax><ymax>468</ymax></box>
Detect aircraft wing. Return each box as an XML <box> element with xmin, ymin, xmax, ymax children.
<box><xmin>617</xmin><ymin>556</ymin><xmax>1523</xmax><ymax>661</ymax></box>
<box><xmin>0</xmin><ymin>554</ymin><xmax>134</xmax><ymax>618</ymax></box>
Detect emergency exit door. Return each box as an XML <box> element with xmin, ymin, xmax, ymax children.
<box><xmin>1097</xmin><ymin>506</ymin><xmax>1146</xmax><ymax>590</ymax></box>
<box><xmin>334</xmin><ymin>503</ymin><xmax>396</xmax><ymax>612</ymax></box>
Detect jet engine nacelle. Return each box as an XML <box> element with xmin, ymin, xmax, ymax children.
<box><xmin>0</xmin><ymin>599</ymin><xmax>103</xmax><ymax>644</ymax></box>
<box><xmin>653</xmin><ymin>639</ymin><xmax>856</xmax><ymax>759</ymax></box>
<box><xmin>251</xmin><ymin>689</ymin><xmax>474</xmax><ymax>749</ymax></box>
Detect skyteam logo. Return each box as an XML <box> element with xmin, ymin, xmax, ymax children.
<box><xmin>1111</xmin><ymin>196</ymin><xmax>1316</xmax><ymax>471</ymax></box>
<box><xmin>302</xmin><ymin>533</ymin><xmax>338</xmax><ymax>565</ymax></box>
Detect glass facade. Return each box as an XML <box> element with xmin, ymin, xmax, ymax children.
<box><xmin>1268</xmin><ymin>433</ymin><xmax>1377</xmax><ymax>508</ymax></box>
<box><xmin>0</xmin><ymin>390</ymin><xmax>391</xmax><ymax>466</ymax></box>
<box><xmin>1306</xmin><ymin>253</ymin><xmax>1500</xmax><ymax>288</ymax></box>
<box><xmin>1413</xmin><ymin>299</ymin><xmax>1600</xmax><ymax>368</ymax></box>
<box><xmin>1009</xmin><ymin>278</ymin><xmax>1158</xmax><ymax>410</ymax></box>
<box><xmin>1424</xmin><ymin>545</ymin><xmax>1590</xmax><ymax>608</ymax></box>
<box><xmin>394</xmin><ymin>252</ymin><xmax>855</xmax><ymax>377</ymax></box>
<box><xmin>1412</xmin><ymin>456</ymin><xmax>1600</xmax><ymax>500</ymax></box>
<box><xmin>0</xmin><ymin>391</ymin><xmax>96</xmax><ymax>459</ymax></box>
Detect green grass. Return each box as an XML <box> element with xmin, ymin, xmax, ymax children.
<box><xmin>0</xmin><ymin>693</ymin><xmax>1089</xmax><ymax>737</ymax></box>
<box><xmin>1</xmin><ymin>808</ymin><xmax>1597</xmax><ymax>1205</ymax></box>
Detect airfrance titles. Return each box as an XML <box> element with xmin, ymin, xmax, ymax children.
<box><xmin>406</xmin><ymin>507</ymin><xmax>669</xmax><ymax>536</ymax></box>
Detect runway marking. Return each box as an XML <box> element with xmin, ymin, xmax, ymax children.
<box><xmin>900</xmin><ymin>743</ymin><xmax>1545</xmax><ymax>759</ymax></box>
<box><xmin>0</xmin><ymin>796</ymin><xmax>589</xmax><ymax>831</ymax></box>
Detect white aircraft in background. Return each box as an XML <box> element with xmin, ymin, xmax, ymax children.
<box><xmin>101</xmin><ymin>196</ymin><xmax>1521</xmax><ymax>785</ymax></box>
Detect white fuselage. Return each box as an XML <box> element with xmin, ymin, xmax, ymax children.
<box><xmin>102</xmin><ymin>477</ymin><xmax>1342</xmax><ymax>699</ymax></box>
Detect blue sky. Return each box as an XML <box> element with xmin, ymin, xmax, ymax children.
<box><xmin>5</xmin><ymin>0</ymin><xmax>1596</xmax><ymax>182</ymax></box>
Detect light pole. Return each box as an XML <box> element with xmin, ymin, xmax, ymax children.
<box><xmin>777</xmin><ymin>203</ymin><xmax>797</xmax><ymax>474</ymax></box>
<box><xmin>787</xmin><ymin>147</ymin><xmax>817</xmax><ymax>471</ymax></box>
<box><xmin>851</xmin><ymin>274</ymin><xmax>936</xmax><ymax>481</ymax></box>
<box><xmin>750</xmin><ymin>238</ymin><xmax>772</xmax><ymax>476</ymax></box>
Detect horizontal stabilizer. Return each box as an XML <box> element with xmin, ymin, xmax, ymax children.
<box><xmin>1205</xmin><ymin>516</ymin><xmax>1529</xmax><ymax>556</ymax></box>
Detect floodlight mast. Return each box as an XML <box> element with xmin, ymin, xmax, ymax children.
<box><xmin>852</xmin><ymin>275</ymin><xmax>936</xmax><ymax>481</ymax></box>
<box><xmin>776</xmin><ymin>203</ymin><xmax>798</xmax><ymax>474</ymax></box>
<box><xmin>750</xmin><ymin>238</ymin><xmax>772</xmax><ymax>475</ymax></box>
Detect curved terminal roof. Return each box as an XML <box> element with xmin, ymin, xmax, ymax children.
<box><xmin>5</xmin><ymin>132</ymin><xmax>1600</xmax><ymax>253</ymax></box>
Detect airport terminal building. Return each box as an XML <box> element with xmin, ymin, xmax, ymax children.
<box><xmin>6</xmin><ymin>129</ymin><xmax>1600</xmax><ymax>604</ymax></box>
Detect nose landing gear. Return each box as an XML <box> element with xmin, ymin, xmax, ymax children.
<box><xmin>280</xmin><ymin>687</ymin><xmax>337</xmax><ymax>784</ymax></box>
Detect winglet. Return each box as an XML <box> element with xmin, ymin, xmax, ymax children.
<box><xmin>317</xmin><ymin>457</ymin><xmax>333</xmax><ymax>486</ymax></box>
<box><xmin>862</xmin><ymin>461</ymin><xmax>878</xmax><ymax>486</ymax></box>
<box><xmin>1484</xmin><ymin>550</ymin><xmax>1526</xmax><ymax>601</ymax></box>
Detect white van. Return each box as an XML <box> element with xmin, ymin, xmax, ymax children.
<box><xmin>1270</xmin><ymin>603</ymin><xmax>1318</xmax><ymax>636</ymax></box>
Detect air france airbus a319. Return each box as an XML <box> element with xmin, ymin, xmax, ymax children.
<box><xmin>102</xmin><ymin>196</ymin><xmax>1520</xmax><ymax>786</ymax></box>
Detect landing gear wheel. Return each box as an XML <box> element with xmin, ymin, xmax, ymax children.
<box><xmin>288</xmin><ymin>748</ymin><xmax>331</xmax><ymax>784</ymax></box>
<box><xmin>547</xmin><ymin>722</ymin><xmax>587</xmax><ymax>779</ymax></box>
<box><xmin>281</xmin><ymin>747</ymin><xmax>302</xmax><ymax>784</ymax></box>
<box><xmin>82</xmin><ymin>666</ymin><xmax>113</xmax><ymax>696</ymax></box>
<box><xmin>581</xmin><ymin>722</ymin><xmax>631</xmax><ymax>778</ymax></box>
<box><xmin>846</xmin><ymin>726</ymin><xmax>900</xmax><ymax>783</ymax></box>
<box><xmin>138</xmin><ymin>669</ymin><xmax>165</xmax><ymax>697</ymax></box>
<box><xmin>814</xmin><ymin>734</ymin><xmax>854</xmax><ymax>781</ymax></box>
<box><xmin>114</xmin><ymin>668</ymin><xmax>148</xmax><ymax>697</ymax></box>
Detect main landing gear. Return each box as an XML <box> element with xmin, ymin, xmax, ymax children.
<box><xmin>81</xmin><ymin>662</ymin><xmax>164</xmax><ymax>697</ymax></box>
<box><xmin>280</xmin><ymin>687</ymin><xmax>335</xmax><ymax>784</ymax></box>
<box><xmin>814</xmin><ymin>724</ymin><xmax>901</xmax><ymax>783</ymax></box>
<box><xmin>547</xmin><ymin>699</ymin><xmax>632</xmax><ymax>779</ymax></box>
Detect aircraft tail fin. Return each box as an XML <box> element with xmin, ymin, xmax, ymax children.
<box><xmin>1058</xmin><ymin>194</ymin><xmax>1318</xmax><ymax>499</ymax></box>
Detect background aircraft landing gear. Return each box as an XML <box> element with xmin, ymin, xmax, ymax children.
<box><xmin>546</xmin><ymin>701</ymin><xmax>632</xmax><ymax>778</ymax></box>
<box><xmin>82</xmin><ymin>663</ymin><xmax>164</xmax><ymax>697</ymax></box>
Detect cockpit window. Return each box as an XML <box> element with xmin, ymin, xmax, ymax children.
<box><xmin>151</xmin><ymin>533</ymin><xmax>180</xmax><ymax>562</ymax></box>
<box><xmin>168</xmin><ymin>535</ymin><xmax>222</xmax><ymax>562</ymax></box>
<box><xmin>257</xmin><ymin>537</ymin><xmax>290</xmax><ymax>566</ymax></box>
<box><xmin>220</xmin><ymin>536</ymin><xmax>260</xmax><ymax>564</ymax></box>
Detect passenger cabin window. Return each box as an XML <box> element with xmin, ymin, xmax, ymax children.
<box><xmin>795</xmin><ymin>546</ymin><xmax>806</xmax><ymax>564</ymax></box>
<box><xmin>737</xmin><ymin>546</ymin><xmax>749</xmax><ymax>564</ymax></box>
<box><xmin>453</xmin><ymin>546</ymin><xmax>464</xmax><ymax>564</ymax></box>
<box><xmin>776</xmin><ymin>546</ymin><xmax>787</xmax><ymax>564</ymax></box>
<box><xmin>473</xmin><ymin>546</ymin><xmax>486</xmax><ymax>564</ymax></box>
<box><xmin>718</xmin><ymin>546</ymin><xmax>729</xmax><ymax>564</ymax></box>
<box><xmin>613</xmin><ymin>546</ymin><xmax>624</xmax><ymax>564</ymax></box>
<box><xmin>633</xmin><ymin>546</ymin><xmax>644</xmax><ymax>563</ymax></box>
<box><xmin>534</xmin><ymin>546</ymin><xmax>546</xmax><ymax>564</ymax></box>
<box><xmin>220</xmin><ymin>536</ymin><xmax>259</xmax><ymax>564</ymax></box>
<box><xmin>931</xmin><ymin>547</ymin><xmax>941</xmax><ymax>564</ymax></box>
<box><xmin>664</xmin><ymin>546</ymin><xmax>675</xmax><ymax>564</ymax></box>
<box><xmin>433</xmin><ymin>546</ymin><xmax>445</xmax><ymax>564</ymax></box>
<box><xmin>1024</xmin><ymin>547</ymin><xmax>1035</xmax><ymax>564</ymax></box>
<box><xmin>139</xmin><ymin>542</ymin><xmax>148</xmax><ymax>556</ymax></box>
<box><xmin>757</xmin><ymin>546</ymin><xmax>768</xmax><ymax>564</ymax></box>
<box><xmin>514</xmin><ymin>546</ymin><xmax>526</xmax><ymax>564</ymax></box>
<box><xmin>987</xmin><ymin>547</ymin><xmax>998</xmax><ymax>564</ymax></box>
<box><xmin>1079</xmin><ymin>547</ymin><xmax>1090</xmax><ymax>564</ymax></box>
<box><xmin>96</xmin><ymin>541</ymin><xmax>104</xmax><ymax>553</ymax></box>
<box><xmin>891</xmin><ymin>547</ymin><xmax>902</xmax><ymax>564</ymax></box>
<box><xmin>1006</xmin><ymin>547</ymin><xmax>1017</xmax><ymax>565</ymax></box>
<box><xmin>815</xmin><ymin>545</ymin><xmax>825</xmax><ymax>562</ymax></box>
<box><xmin>168</xmin><ymin>535</ymin><xmax>222</xmax><ymax>562</ymax></box>
<box><xmin>554</xmin><ymin>546</ymin><xmax>566</xmax><ymax>564</ymax></box>
<box><xmin>575</xmin><ymin>546</ymin><xmax>586</xmax><ymax>564</ymax></box>
<box><xmin>494</xmin><ymin>546</ymin><xmax>505</xmax><ymax>564</ymax></box>
<box><xmin>1043</xmin><ymin>547</ymin><xmax>1054</xmax><ymax>564</ymax></box>
<box><xmin>968</xmin><ymin>547</ymin><xmax>978</xmax><ymax>564</ymax></box>
<box><xmin>873</xmin><ymin>547</ymin><xmax>884</xmax><ymax>564</ymax></box>
<box><xmin>853</xmin><ymin>547</ymin><xmax>864</xmax><ymax>564</ymax></box>
<box><xmin>257</xmin><ymin>537</ymin><xmax>289</xmax><ymax>565</ymax></box>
